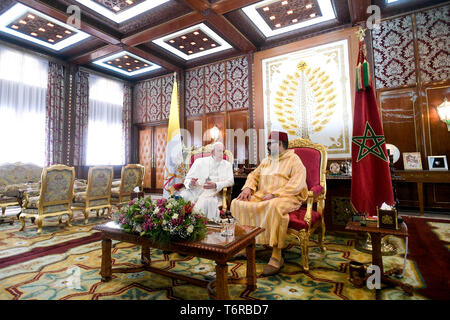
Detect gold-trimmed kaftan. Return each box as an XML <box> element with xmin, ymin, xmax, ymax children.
<box><xmin>230</xmin><ymin>150</ymin><xmax>308</xmax><ymax>247</ymax></box>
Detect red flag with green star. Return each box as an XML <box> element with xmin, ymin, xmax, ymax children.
<box><xmin>351</xmin><ymin>31</ymin><xmax>394</xmax><ymax>217</ymax></box>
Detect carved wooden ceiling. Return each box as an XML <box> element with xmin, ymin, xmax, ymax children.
<box><xmin>0</xmin><ymin>0</ymin><xmax>447</xmax><ymax>82</ymax></box>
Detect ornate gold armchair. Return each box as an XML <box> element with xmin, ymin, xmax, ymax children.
<box><xmin>0</xmin><ymin>162</ymin><xmax>42</xmax><ymax>217</ymax></box>
<box><xmin>19</xmin><ymin>165</ymin><xmax>75</xmax><ymax>234</ymax></box>
<box><xmin>170</xmin><ymin>143</ymin><xmax>234</xmax><ymax>211</ymax></box>
<box><xmin>72</xmin><ymin>166</ymin><xmax>114</xmax><ymax>224</ymax></box>
<box><xmin>286</xmin><ymin>138</ymin><xmax>327</xmax><ymax>271</ymax></box>
<box><xmin>111</xmin><ymin>164</ymin><xmax>145</xmax><ymax>205</ymax></box>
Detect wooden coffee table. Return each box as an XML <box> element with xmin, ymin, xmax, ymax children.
<box><xmin>93</xmin><ymin>221</ymin><xmax>264</xmax><ymax>300</ymax></box>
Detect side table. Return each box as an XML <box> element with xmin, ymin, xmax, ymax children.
<box><xmin>345</xmin><ymin>221</ymin><xmax>414</xmax><ymax>298</ymax></box>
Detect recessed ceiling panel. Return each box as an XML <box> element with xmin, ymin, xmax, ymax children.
<box><xmin>93</xmin><ymin>51</ymin><xmax>161</xmax><ymax>76</ymax></box>
<box><xmin>75</xmin><ymin>0</ymin><xmax>170</xmax><ymax>23</ymax></box>
<box><xmin>152</xmin><ymin>23</ymin><xmax>232</xmax><ymax>60</ymax></box>
<box><xmin>0</xmin><ymin>3</ymin><xmax>90</xmax><ymax>51</ymax></box>
<box><xmin>242</xmin><ymin>0</ymin><xmax>336</xmax><ymax>37</ymax></box>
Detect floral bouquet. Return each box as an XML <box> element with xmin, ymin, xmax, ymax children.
<box><xmin>116</xmin><ymin>195</ymin><xmax>208</xmax><ymax>243</ymax></box>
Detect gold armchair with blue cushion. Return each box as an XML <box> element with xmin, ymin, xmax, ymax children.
<box><xmin>19</xmin><ymin>165</ymin><xmax>75</xmax><ymax>234</ymax></box>
<box><xmin>111</xmin><ymin>164</ymin><xmax>145</xmax><ymax>205</ymax></box>
<box><xmin>72</xmin><ymin>166</ymin><xmax>114</xmax><ymax>224</ymax></box>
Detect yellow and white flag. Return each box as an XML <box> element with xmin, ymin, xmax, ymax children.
<box><xmin>163</xmin><ymin>73</ymin><xmax>184</xmax><ymax>198</ymax></box>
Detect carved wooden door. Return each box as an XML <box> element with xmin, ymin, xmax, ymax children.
<box><xmin>154</xmin><ymin>125</ymin><xmax>168</xmax><ymax>190</ymax></box>
<box><xmin>139</xmin><ymin>127</ymin><xmax>153</xmax><ymax>189</ymax></box>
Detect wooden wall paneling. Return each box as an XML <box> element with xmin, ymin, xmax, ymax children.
<box><xmin>139</xmin><ymin>127</ymin><xmax>153</xmax><ymax>189</ymax></box>
<box><xmin>378</xmin><ymin>88</ymin><xmax>422</xmax><ymax>170</ymax></box>
<box><xmin>423</xmin><ymin>85</ymin><xmax>450</xmax><ymax>159</ymax></box>
<box><xmin>185</xmin><ymin>116</ymin><xmax>204</xmax><ymax>148</ymax></box>
<box><xmin>226</xmin><ymin>110</ymin><xmax>250</xmax><ymax>165</ymax></box>
<box><xmin>395</xmin><ymin>182</ymin><xmax>420</xmax><ymax>208</ymax></box>
<box><xmin>422</xmin><ymin>84</ymin><xmax>450</xmax><ymax>210</ymax></box>
<box><xmin>154</xmin><ymin>125</ymin><xmax>168</xmax><ymax>190</ymax></box>
<box><xmin>430</xmin><ymin>183</ymin><xmax>450</xmax><ymax>209</ymax></box>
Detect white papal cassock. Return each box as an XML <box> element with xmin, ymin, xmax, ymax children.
<box><xmin>180</xmin><ymin>156</ymin><xmax>234</xmax><ymax>221</ymax></box>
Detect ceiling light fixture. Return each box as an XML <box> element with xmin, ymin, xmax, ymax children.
<box><xmin>93</xmin><ymin>51</ymin><xmax>161</xmax><ymax>77</ymax></box>
<box><xmin>153</xmin><ymin>23</ymin><xmax>231</xmax><ymax>60</ymax></box>
<box><xmin>242</xmin><ymin>0</ymin><xmax>335</xmax><ymax>38</ymax></box>
<box><xmin>0</xmin><ymin>3</ymin><xmax>90</xmax><ymax>51</ymax></box>
<box><xmin>74</xmin><ymin>0</ymin><xmax>169</xmax><ymax>23</ymax></box>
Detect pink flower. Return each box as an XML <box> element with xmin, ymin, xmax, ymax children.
<box><xmin>157</xmin><ymin>198</ymin><xmax>166</xmax><ymax>207</ymax></box>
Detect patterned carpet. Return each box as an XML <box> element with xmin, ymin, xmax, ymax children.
<box><xmin>0</xmin><ymin>208</ymin><xmax>439</xmax><ymax>300</ymax></box>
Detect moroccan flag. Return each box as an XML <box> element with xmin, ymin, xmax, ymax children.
<box><xmin>163</xmin><ymin>73</ymin><xmax>184</xmax><ymax>198</ymax></box>
<box><xmin>351</xmin><ymin>35</ymin><xmax>394</xmax><ymax>217</ymax></box>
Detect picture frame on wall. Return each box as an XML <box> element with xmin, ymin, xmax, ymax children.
<box><xmin>403</xmin><ymin>152</ymin><xmax>423</xmax><ymax>170</ymax></box>
<box><xmin>428</xmin><ymin>156</ymin><xmax>448</xmax><ymax>171</ymax></box>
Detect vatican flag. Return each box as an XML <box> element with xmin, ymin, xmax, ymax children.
<box><xmin>163</xmin><ymin>73</ymin><xmax>184</xmax><ymax>198</ymax></box>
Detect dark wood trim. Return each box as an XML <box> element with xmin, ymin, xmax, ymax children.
<box><xmin>378</xmin><ymin>1</ymin><xmax>450</xmax><ymax>22</ymax></box>
<box><xmin>180</xmin><ymin>0</ymin><xmax>211</xmax><ymax>12</ymax></box>
<box><xmin>124</xmin><ymin>46</ymin><xmax>183</xmax><ymax>72</ymax></box>
<box><xmin>135</xmin><ymin>120</ymin><xmax>169</xmax><ymax>128</ymax></box>
<box><xmin>121</xmin><ymin>11</ymin><xmax>205</xmax><ymax>47</ymax></box>
<box><xmin>70</xmin><ymin>44</ymin><xmax>121</xmax><ymax>64</ymax></box>
<box><xmin>212</xmin><ymin>0</ymin><xmax>262</xmax><ymax>15</ymax></box>
<box><xmin>347</xmin><ymin>0</ymin><xmax>372</xmax><ymax>24</ymax></box>
<box><xmin>204</xmin><ymin>12</ymin><xmax>256</xmax><ymax>53</ymax></box>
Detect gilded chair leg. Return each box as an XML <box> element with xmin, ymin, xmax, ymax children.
<box><xmin>299</xmin><ymin>231</ymin><xmax>309</xmax><ymax>272</ymax></box>
<box><xmin>1</xmin><ymin>206</ymin><xmax>5</xmax><ymax>217</ymax></box>
<box><xmin>58</xmin><ymin>216</ymin><xmax>62</xmax><ymax>225</ymax></box>
<box><xmin>67</xmin><ymin>210</ymin><xmax>73</xmax><ymax>227</ymax></box>
<box><xmin>319</xmin><ymin>224</ymin><xmax>327</xmax><ymax>252</ymax></box>
<box><xmin>96</xmin><ymin>210</ymin><xmax>99</xmax><ymax>217</ymax></box>
<box><xmin>84</xmin><ymin>209</ymin><xmax>89</xmax><ymax>225</ymax></box>
<box><xmin>36</xmin><ymin>216</ymin><xmax>43</xmax><ymax>234</ymax></box>
<box><xmin>19</xmin><ymin>214</ymin><xmax>26</xmax><ymax>231</ymax></box>
<box><xmin>105</xmin><ymin>207</ymin><xmax>111</xmax><ymax>219</ymax></box>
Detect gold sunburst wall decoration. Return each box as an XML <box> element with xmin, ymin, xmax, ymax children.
<box><xmin>273</xmin><ymin>61</ymin><xmax>337</xmax><ymax>137</ymax></box>
<box><xmin>263</xmin><ymin>39</ymin><xmax>353</xmax><ymax>159</ymax></box>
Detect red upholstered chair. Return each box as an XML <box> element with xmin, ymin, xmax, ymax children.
<box><xmin>287</xmin><ymin>138</ymin><xmax>327</xmax><ymax>271</ymax></box>
<box><xmin>170</xmin><ymin>143</ymin><xmax>234</xmax><ymax>211</ymax></box>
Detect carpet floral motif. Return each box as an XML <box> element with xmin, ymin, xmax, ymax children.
<box><xmin>0</xmin><ymin>220</ymin><xmax>427</xmax><ymax>300</ymax></box>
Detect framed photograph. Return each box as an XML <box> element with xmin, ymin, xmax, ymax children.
<box><xmin>403</xmin><ymin>152</ymin><xmax>423</xmax><ymax>170</ymax></box>
<box><xmin>428</xmin><ymin>155</ymin><xmax>448</xmax><ymax>171</ymax></box>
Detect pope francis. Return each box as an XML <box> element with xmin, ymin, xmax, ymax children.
<box><xmin>231</xmin><ymin>131</ymin><xmax>308</xmax><ymax>276</ymax></box>
<box><xmin>180</xmin><ymin>142</ymin><xmax>234</xmax><ymax>222</ymax></box>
